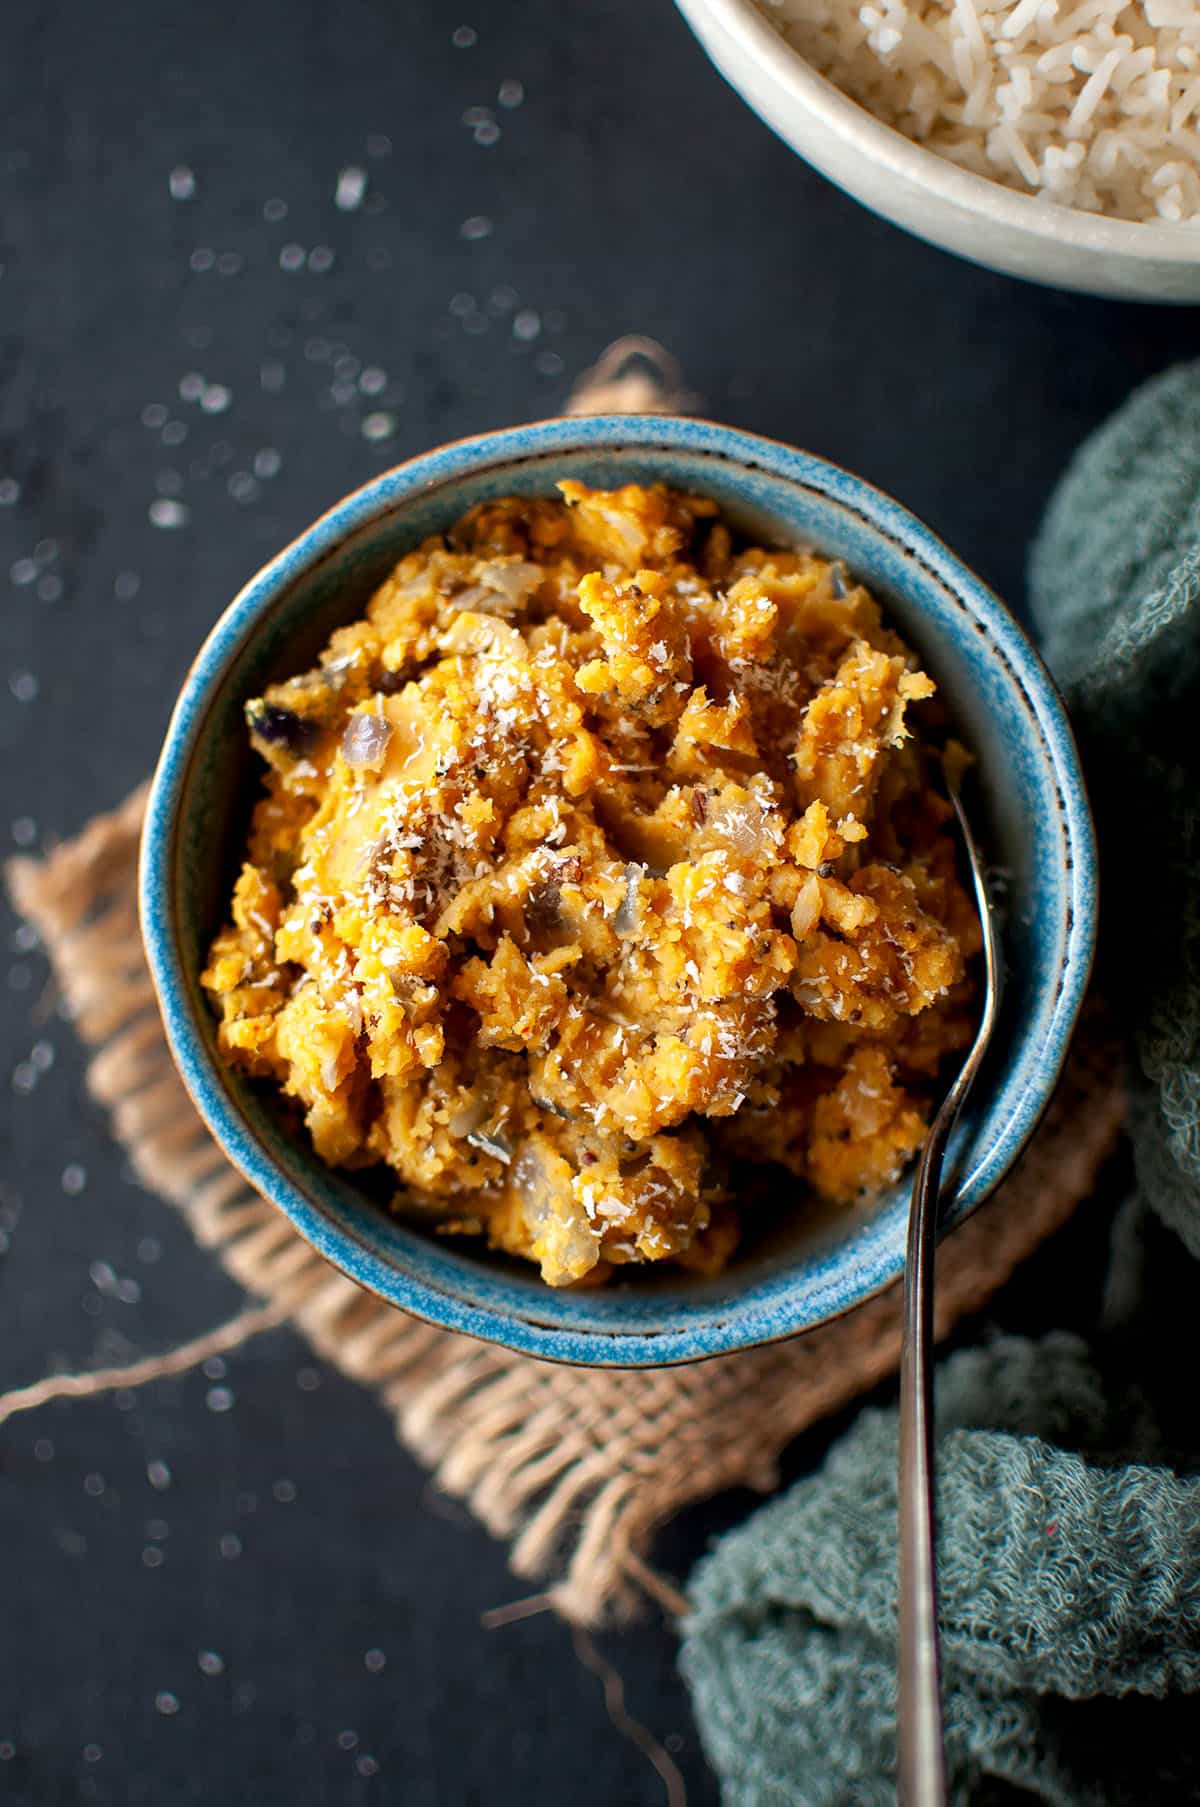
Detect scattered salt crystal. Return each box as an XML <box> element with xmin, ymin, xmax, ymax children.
<box><xmin>356</xmin><ymin>1757</ymin><xmax>380</xmax><ymax>1778</ymax></box>
<box><xmin>337</xmin><ymin>1730</ymin><xmax>359</xmax><ymax>1751</ymax></box>
<box><xmin>197</xmin><ymin>1651</ymin><xmax>225</xmax><ymax>1676</ymax></box>
<box><xmin>362</xmin><ymin>411</ymin><xmax>397</xmax><ymax>441</ymax></box>
<box><xmin>11</xmin><ymin>816</ymin><xmax>36</xmax><ymax>846</ymax></box>
<box><xmin>474</xmin><ymin>120</ymin><xmax>501</xmax><ymax>145</ymax></box>
<box><xmin>137</xmin><ymin>1236</ymin><xmax>162</xmax><ymax>1263</ymax></box>
<box><xmin>0</xmin><ymin>478</ymin><xmax>19</xmax><ymax>505</ymax></box>
<box><xmin>189</xmin><ymin>248</ymin><xmax>215</xmax><ymax>273</ymax></box>
<box><xmin>206</xmin><ymin>1385</ymin><xmax>235</xmax><ymax>1413</ymax></box>
<box><xmin>260</xmin><ymin>360</ymin><xmax>286</xmax><ymax>392</ymax></box>
<box><xmin>10</xmin><ymin>558</ymin><xmax>36</xmax><ymax>586</ymax></box>
<box><xmin>82</xmin><ymin>1744</ymin><xmax>102</xmax><ymax>1763</ymax></box>
<box><xmin>61</xmin><ymin>1163</ymin><xmax>87</xmax><ymax>1194</ymax></box>
<box><xmin>141</xmin><ymin>402</ymin><xmax>168</xmax><ymax>428</ymax></box>
<box><xmin>263</xmin><ymin>196</ymin><xmax>288</xmax><ymax>222</ymax></box>
<box><xmin>160</xmin><ymin>421</ymin><xmax>186</xmax><ymax>447</ymax></box>
<box><xmin>215</xmin><ymin>251</ymin><xmax>243</xmax><ymax>276</ymax></box>
<box><xmin>29</xmin><ymin>1039</ymin><xmax>53</xmax><ymax>1070</ymax></box>
<box><xmin>272</xmin><ymin>1478</ymin><xmax>297</xmax><ymax>1503</ymax></box>
<box><xmin>203</xmin><ymin>1356</ymin><xmax>226</xmax><ymax>1379</ymax></box>
<box><xmin>498</xmin><ymin>78</ymin><xmax>525</xmax><ymax>107</ymax></box>
<box><xmin>142</xmin><ymin>1541</ymin><xmax>165</xmax><ymax>1565</ymax></box>
<box><xmin>460</xmin><ymin>214</ymin><xmax>492</xmax><ymax>239</ymax></box>
<box><xmin>179</xmin><ymin>372</ymin><xmax>206</xmax><ymax>401</ymax></box>
<box><xmin>335</xmin><ymin>165</ymin><xmax>367</xmax><ymax>211</ymax></box>
<box><xmin>34</xmin><ymin>1438</ymin><xmax>54</xmax><ymax>1462</ymax></box>
<box><xmin>154</xmin><ymin>1692</ymin><xmax>179</xmax><ymax>1717</ymax></box>
<box><xmin>296</xmin><ymin>1366</ymin><xmax>321</xmax><ymax>1391</ymax></box>
<box><xmin>366</xmin><ymin>132</ymin><xmax>392</xmax><ymax>156</ymax></box>
<box><xmin>253</xmin><ymin>447</ymin><xmax>282</xmax><ymax>479</ymax></box>
<box><xmin>452</xmin><ymin>24</ymin><xmax>478</xmax><ymax>46</ymax></box>
<box><xmin>114</xmin><ymin>570</ymin><xmax>140</xmax><ymax>600</ymax></box>
<box><xmin>200</xmin><ymin>382</ymin><xmax>231</xmax><ymax>414</ymax></box>
<box><xmin>279</xmin><ymin>243</ymin><xmax>306</xmax><ymax>272</ymax></box>
<box><xmin>308</xmin><ymin>245</ymin><xmax>335</xmax><ymax>272</ymax></box>
<box><xmin>147</xmin><ymin>1459</ymin><xmax>171</xmax><ymax>1490</ymax></box>
<box><xmin>83</xmin><ymin>1473</ymin><xmax>105</xmax><ymax>1496</ymax></box>
<box><xmin>513</xmin><ymin>308</ymin><xmax>541</xmax><ymax>341</ymax></box>
<box><xmin>536</xmin><ymin>351</ymin><xmax>565</xmax><ymax>377</ymax></box>
<box><xmin>364</xmin><ymin>1648</ymin><xmax>386</xmax><ymax>1673</ymax></box>
<box><xmin>168</xmin><ymin>166</ymin><xmax>195</xmax><ymax>200</ymax></box>
<box><xmin>359</xmin><ymin>365</ymin><xmax>387</xmax><ymax>394</ymax></box>
<box><xmin>219</xmin><ymin>1532</ymin><xmax>242</xmax><ymax>1558</ymax></box>
<box><xmin>227</xmin><ymin>471</ymin><xmax>260</xmax><ymax>503</ymax></box>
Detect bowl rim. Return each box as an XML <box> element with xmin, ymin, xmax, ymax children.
<box><xmin>140</xmin><ymin>413</ymin><xmax>1097</xmax><ymax>1366</ymax></box>
<box><xmin>680</xmin><ymin>0</ymin><xmax>1200</xmax><ymax>263</ymax></box>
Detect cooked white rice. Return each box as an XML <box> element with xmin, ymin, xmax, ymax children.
<box><xmin>757</xmin><ymin>0</ymin><xmax>1200</xmax><ymax>223</ymax></box>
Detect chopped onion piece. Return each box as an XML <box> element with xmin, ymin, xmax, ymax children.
<box><xmin>341</xmin><ymin>710</ymin><xmax>392</xmax><ymax>769</ymax></box>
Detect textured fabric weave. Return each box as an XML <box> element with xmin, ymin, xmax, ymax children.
<box><xmin>682</xmin><ymin>362</ymin><xmax>1200</xmax><ymax>1805</ymax></box>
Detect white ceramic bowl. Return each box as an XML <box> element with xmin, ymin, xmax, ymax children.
<box><xmin>675</xmin><ymin>0</ymin><xmax>1200</xmax><ymax>302</ymax></box>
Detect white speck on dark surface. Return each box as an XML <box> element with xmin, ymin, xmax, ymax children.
<box><xmin>142</xmin><ymin>1545</ymin><xmax>165</xmax><ymax>1569</ymax></box>
<box><xmin>10</xmin><ymin>557</ymin><xmax>37</xmax><ymax>586</ymax></box>
<box><xmin>113</xmin><ymin>570</ymin><xmax>141</xmax><ymax>599</ymax></box>
<box><xmin>253</xmin><ymin>447</ymin><xmax>282</xmax><ymax>479</ymax></box>
<box><xmin>513</xmin><ymin>309</ymin><xmax>541</xmax><ymax>342</ymax></box>
<box><xmin>10</xmin><ymin>670</ymin><xmax>39</xmax><ymax>702</ymax></box>
<box><xmin>206</xmin><ymin>1386</ymin><xmax>235</xmax><ymax>1413</ymax></box>
<box><xmin>335</xmin><ymin>165</ymin><xmax>367</xmax><ymax>211</ymax></box>
<box><xmin>356</xmin><ymin>1756</ymin><xmax>380</xmax><ymax>1778</ymax></box>
<box><xmin>197</xmin><ymin>1651</ymin><xmax>225</xmax><ymax>1677</ymax></box>
<box><xmin>295</xmin><ymin>1366</ymin><xmax>320</xmax><ymax>1391</ymax></box>
<box><xmin>262</xmin><ymin>195</ymin><xmax>287</xmax><ymax>222</ymax></box>
<box><xmin>278</xmin><ymin>242</ymin><xmax>305</xmax><ymax>272</ymax></box>
<box><xmin>272</xmin><ymin>1478</ymin><xmax>297</xmax><ymax>1503</ymax></box>
<box><xmin>148</xmin><ymin>498</ymin><xmax>189</xmax><ymax>530</ymax></box>
<box><xmin>61</xmin><ymin>1163</ymin><xmax>87</xmax><ymax>1195</ymax></box>
<box><xmin>215</xmin><ymin>251</ymin><xmax>243</xmax><ymax>276</ymax></box>
<box><xmin>33</xmin><ymin>1439</ymin><xmax>54</xmax><ymax>1463</ymax></box>
<box><xmin>154</xmin><ymin>1692</ymin><xmax>179</xmax><ymax>1717</ymax></box>
<box><xmin>0</xmin><ymin>478</ymin><xmax>20</xmax><ymax>505</ymax></box>
<box><xmin>336</xmin><ymin>1729</ymin><xmax>358</xmax><ymax>1751</ymax></box>
<box><xmin>218</xmin><ymin>1533</ymin><xmax>242</xmax><ymax>1560</ymax></box>
<box><xmin>141</xmin><ymin>401</ymin><xmax>168</xmax><ymax>428</ymax></box>
<box><xmin>498</xmin><ymin>78</ymin><xmax>524</xmax><ymax>108</ymax></box>
<box><xmin>83</xmin><ymin>1472</ymin><xmax>105</xmax><ymax>1497</ymax></box>
<box><xmin>259</xmin><ymin>360</ymin><xmax>286</xmax><ymax>392</ymax></box>
<box><xmin>203</xmin><ymin>1356</ymin><xmax>226</xmax><ymax>1380</ymax></box>
<box><xmin>146</xmin><ymin>1460</ymin><xmax>171</xmax><ymax>1492</ymax></box>
<box><xmin>37</xmin><ymin>572</ymin><xmax>63</xmax><ymax>600</ymax></box>
<box><xmin>361</xmin><ymin>411</ymin><xmax>396</xmax><ymax>442</ymax></box>
<box><xmin>168</xmin><ymin>165</ymin><xmax>195</xmax><ymax>200</ymax></box>
<box><xmin>459</xmin><ymin>214</ymin><xmax>491</xmax><ymax>239</ymax></box>
<box><xmin>308</xmin><ymin>245</ymin><xmax>335</xmax><ymax>273</ymax></box>
<box><xmin>363</xmin><ymin>1648</ymin><xmax>386</xmax><ymax>1673</ymax></box>
<box><xmin>358</xmin><ymin>365</ymin><xmax>386</xmax><ymax>395</ymax></box>
<box><xmin>82</xmin><ymin>1743</ymin><xmax>103</xmax><ymax>1764</ymax></box>
<box><xmin>227</xmin><ymin>471</ymin><xmax>260</xmax><ymax>504</ymax></box>
<box><xmin>451</xmin><ymin>24</ymin><xmax>477</xmax><ymax>47</ymax></box>
<box><xmin>200</xmin><ymin>382</ymin><xmax>231</xmax><ymax>414</ymax></box>
<box><xmin>146</xmin><ymin>1518</ymin><xmax>169</xmax><ymax>1541</ymax></box>
<box><xmin>189</xmin><ymin>247</ymin><xmax>215</xmax><ymax>273</ymax></box>
<box><xmin>11</xmin><ymin>816</ymin><xmax>37</xmax><ymax>847</ymax></box>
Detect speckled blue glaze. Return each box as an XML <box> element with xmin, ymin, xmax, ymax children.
<box><xmin>140</xmin><ymin>416</ymin><xmax>1097</xmax><ymax>1366</ymax></box>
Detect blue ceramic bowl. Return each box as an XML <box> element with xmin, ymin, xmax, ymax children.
<box><xmin>140</xmin><ymin>416</ymin><xmax>1097</xmax><ymax>1366</ymax></box>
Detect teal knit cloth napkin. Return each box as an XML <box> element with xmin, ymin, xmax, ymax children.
<box><xmin>681</xmin><ymin>363</ymin><xmax>1200</xmax><ymax>1807</ymax></box>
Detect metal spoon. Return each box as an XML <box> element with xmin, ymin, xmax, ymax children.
<box><xmin>897</xmin><ymin>778</ymin><xmax>1001</xmax><ymax>1806</ymax></box>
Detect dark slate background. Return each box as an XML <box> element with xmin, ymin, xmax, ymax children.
<box><xmin>0</xmin><ymin>2</ymin><xmax>1193</xmax><ymax>1802</ymax></box>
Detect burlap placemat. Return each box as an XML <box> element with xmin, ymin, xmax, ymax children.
<box><xmin>2</xmin><ymin>344</ymin><xmax>1127</xmax><ymax>1625</ymax></box>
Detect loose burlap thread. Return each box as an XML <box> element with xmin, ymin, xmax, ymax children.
<box><xmin>3</xmin><ymin>343</ymin><xmax>1127</xmax><ymax>1625</ymax></box>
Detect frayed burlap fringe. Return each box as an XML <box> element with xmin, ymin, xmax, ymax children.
<box><xmin>5</xmin><ymin>785</ymin><xmax>1125</xmax><ymax>1624</ymax></box>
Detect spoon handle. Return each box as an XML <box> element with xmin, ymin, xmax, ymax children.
<box><xmin>897</xmin><ymin>782</ymin><xmax>1001</xmax><ymax>1807</ymax></box>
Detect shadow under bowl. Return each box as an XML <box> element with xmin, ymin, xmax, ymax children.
<box><xmin>140</xmin><ymin>415</ymin><xmax>1097</xmax><ymax>1365</ymax></box>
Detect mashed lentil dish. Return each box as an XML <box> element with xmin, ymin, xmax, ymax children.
<box><xmin>203</xmin><ymin>482</ymin><xmax>980</xmax><ymax>1287</ymax></box>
